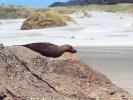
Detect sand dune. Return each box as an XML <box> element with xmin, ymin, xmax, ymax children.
<box><xmin>0</xmin><ymin>11</ymin><xmax>133</xmax><ymax>46</ymax></box>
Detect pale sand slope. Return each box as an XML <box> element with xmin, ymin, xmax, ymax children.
<box><xmin>0</xmin><ymin>11</ymin><xmax>133</xmax><ymax>46</ymax></box>
<box><xmin>76</xmin><ymin>47</ymin><xmax>133</xmax><ymax>95</ymax></box>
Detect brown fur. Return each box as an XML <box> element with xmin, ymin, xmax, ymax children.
<box><xmin>21</xmin><ymin>42</ymin><xmax>77</xmax><ymax>58</ymax></box>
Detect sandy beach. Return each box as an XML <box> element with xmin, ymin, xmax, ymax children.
<box><xmin>0</xmin><ymin>11</ymin><xmax>133</xmax><ymax>96</ymax></box>
<box><xmin>1</xmin><ymin>11</ymin><xmax>133</xmax><ymax>46</ymax></box>
<box><xmin>77</xmin><ymin>47</ymin><xmax>133</xmax><ymax>95</ymax></box>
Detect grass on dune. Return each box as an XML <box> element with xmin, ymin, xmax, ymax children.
<box><xmin>21</xmin><ymin>10</ymin><xmax>77</xmax><ymax>30</ymax></box>
<box><xmin>53</xmin><ymin>3</ymin><xmax>133</xmax><ymax>14</ymax></box>
<box><xmin>85</xmin><ymin>3</ymin><xmax>133</xmax><ymax>13</ymax></box>
<box><xmin>0</xmin><ymin>3</ymin><xmax>133</xmax><ymax>19</ymax></box>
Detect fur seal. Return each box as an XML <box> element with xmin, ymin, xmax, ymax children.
<box><xmin>21</xmin><ymin>42</ymin><xmax>77</xmax><ymax>58</ymax></box>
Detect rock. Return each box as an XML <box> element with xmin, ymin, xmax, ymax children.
<box><xmin>62</xmin><ymin>52</ymin><xmax>79</xmax><ymax>60</ymax></box>
<box><xmin>0</xmin><ymin>44</ymin><xmax>4</xmax><ymax>53</ymax></box>
<box><xmin>0</xmin><ymin>45</ymin><xmax>132</xmax><ymax>100</ymax></box>
<box><xmin>21</xmin><ymin>10</ymin><xmax>76</xmax><ymax>30</ymax></box>
<box><xmin>0</xmin><ymin>86</ymin><xmax>7</xmax><ymax>100</ymax></box>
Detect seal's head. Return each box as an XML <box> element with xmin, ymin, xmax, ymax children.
<box><xmin>60</xmin><ymin>44</ymin><xmax>77</xmax><ymax>53</ymax></box>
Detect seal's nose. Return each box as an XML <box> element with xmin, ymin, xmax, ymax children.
<box><xmin>73</xmin><ymin>49</ymin><xmax>77</xmax><ymax>53</ymax></box>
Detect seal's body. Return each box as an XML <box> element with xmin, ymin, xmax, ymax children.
<box><xmin>21</xmin><ymin>42</ymin><xmax>77</xmax><ymax>58</ymax></box>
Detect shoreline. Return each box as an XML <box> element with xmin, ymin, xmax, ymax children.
<box><xmin>75</xmin><ymin>46</ymin><xmax>133</xmax><ymax>49</ymax></box>
<box><xmin>76</xmin><ymin>47</ymin><xmax>133</xmax><ymax>95</ymax></box>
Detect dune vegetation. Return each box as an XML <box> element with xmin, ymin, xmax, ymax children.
<box><xmin>0</xmin><ymin>3</ymin><xmax>133</xmax><ymax>19</ymax></box>
<box><xmin>84</xmin><ymin>3</ymin><xmax>133</xmax><ymax>13</ymax></box>
<box><xmin>53</xmin><ymin>3</ymin><xmax>133</xmax><ymax>14</ymax></box>
<box><xmin>0</xmin><ymin>5</ymin><xmax>50</xmax><ymax>19</ymax></box>
<box><xmin>21</xmin><ymin>10</ymin><xmax>76</xmax><ymax>30</ymax></box>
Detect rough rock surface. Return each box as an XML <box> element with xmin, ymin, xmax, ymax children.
<box><xmin>0</xmin><ymin>45</ymin><xmax>132</xmax><ymax>100</ymax></box>
<box><xmin>21</xmin><ymin>10</ymin><xmax>76</xmax><ymax>30</ymax></box>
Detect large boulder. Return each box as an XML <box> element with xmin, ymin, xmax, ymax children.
<box><xmin>21</xmin><ymin>10</ymin><xmax>75</xmax><ymax>30</ymax></box>
<box><xmin>0</xmin><ymin>44</ymin><xmax>131</xmax><ymax>100</ymax></box>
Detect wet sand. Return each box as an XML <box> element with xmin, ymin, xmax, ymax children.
<box><xmin>76</xmin><ymin>47</ymin><xmax>133</xmax><ymax>95</ymax></box>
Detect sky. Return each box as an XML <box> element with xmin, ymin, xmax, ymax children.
<box><xmin>0</xmin><ymin>0</ymin><xmax>69</xmax><ymax>7</ymax></box>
